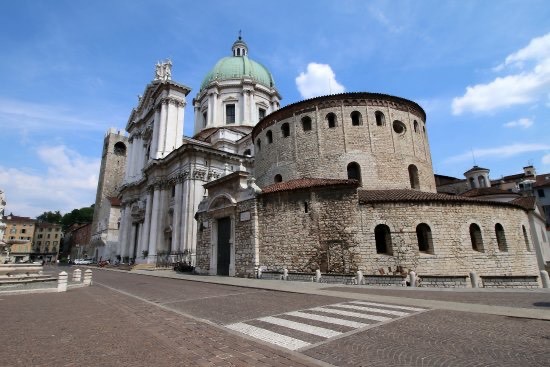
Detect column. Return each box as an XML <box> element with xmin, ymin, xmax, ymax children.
<box><xmin>212</xmin><ymin>92</ymin><xmax>218</xmax><ymax>126</ymax></box>
<box><xmin>138</xmin><ymin>190</ymin><xmax>153</xmax><ymax>262</ymax></box>
<box><xmin>171</xmin><ymin>179</ymin><xmax>183</xmax><ymax>252</ymax></box>
<box><xmin>156</xmin><ymin>101</ymin><xmax>167</xmax><ymax>158</ymax></box>
<box><xmin>207</xmin><ymin>95</ymin><xmax>213</xmax><ymax>126</ymax></box>
<box><xmin>193</xmin><ymin>101</ymin><xmax>201</xmax><ymax>135</ymax></box>
<box><xmin>178</xmin><ymin>178</ymin><xmax>188</xmax><ymax>254</ymax></box>
<box><xmin>147</xmin><ymin>187</ymin><xmax>161</xmax><ymax>260</ymax></box>
<box><xmin>249</xmin><ymin>93</ymin><xmax>255</xmax><ymax>123</ymax></box>
<box><xmin>118</xmin><ymin>206</ymin><xmax>129</xmax><ymax>260</ymax></box>
<box><xmin>128</xmin><ymin>223</ymin><xmax>137</xmax><ymax>261</ymax></box>
<box><xmin>151</xmin><ymin>108</ymin><xmax>160</xmax><ymax>159</ymax></box>
<box><xmin>124</xmin><ymin>139</ymin><xmax>134</xmax><ymax>181</ymax></box>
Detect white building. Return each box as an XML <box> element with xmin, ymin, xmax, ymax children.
<box><xmin>117</xmin><ymin>37</ymin><xmax>280</xmax><ymax>263</ymax></box>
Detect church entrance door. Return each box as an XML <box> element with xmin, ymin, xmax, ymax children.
<box><xmin>217</xmin><ymin>217</ymin><xmax>231</xmax><ymax>276</ymax></box>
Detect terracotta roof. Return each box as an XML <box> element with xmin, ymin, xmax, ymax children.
<box><xmin>261</xmin><ymin>178</ymin><xmax>359</xmax><ymax>194</ymax></box>
<box><xmin>510</xmin><ymin>196</ymin><xmax>537</xmax><ymax>210</ymax></box>
<box><xmin>460</xmin><ymin>187</ymin><xmax>518</xmax><ymax>197</ymax></box>
<box><xmin>3</xmin><ymin>215</ymin><xmax>35</xmax><ymax>223</ymax></box>
<box><xmin>358</xmin><ymin>189</ymin><xmax>527</xmax><ymax>210</ymax></box>
<box><xmin>534</xmin><ymin>173</ymin><xmax>550</xmax><ymax>188</ymax></box>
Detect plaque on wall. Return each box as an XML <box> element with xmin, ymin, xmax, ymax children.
<box><xmin>240</xmin><ymin>211</ymin><xmax>251</xmax><ymax>221</ymax></box>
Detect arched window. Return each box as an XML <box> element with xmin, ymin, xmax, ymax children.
<box><xmin>470</xmin><ymin>223</ymin><xmax>484</xmax><ymax>252</ymax></box>
<box><xmin>274</xmin><ymin>174</ymin><xmax>282</xmax><ymax>183</ymax></box>
<box><xmin>469</xmin><ymin>177</ymin><xmax>475</xmax><ymax>188</ymax></box>
<box><xmin>416</xmin><ymin>223</ymin><xmax>433</xmax><ymax>254</ymax></box>
<box><xmin>256</xmin><ymin>139</ymin><xmax>261</xmax><ymax>151</ymax></box>
<box><xmin>374</xmin><ymin>224</ymin><xmax>392</xmax><ymax>255</ymax></box>
<box><xmin>375</xmin><ymin>111</ymin><xmax>385</xmax><ymax>126</ymax></box>
<box><xmin>495</xmin><ymin>223</ymin><xmax>507</xmax><ymax>251</ymax></box>
<box><xmin>266</xmin><ymin>130</ymin><xmax>273</xmax><ymax>144</ymax></box>
<box><xmin>478</xmin><ymin>176</ymin><xmax>486</xmax><ymax>188</ymax></box>
<box><xmin>243</xmin><ymin>149</ymin><xmax>251</xmax><ymax>156</ymax></box>
<box><xmin>114</xmin><ymin>142</ymin><xmax>126</xmax><ymax>156</ymax></box>
<box><xmin>351</xmin><ymin>111</ymin><xmax>362</xmax><ymax>126</ymax></box>
<box><xmin>302</xmin><ymin>116</ymin><xmax>312</xmax><ymax>131</ymax></box>
<box><xmin>408</xmin><ymin>164</ymin><xmax>420</xmax><ymax>190</ymax></box>
<box><xmin>413</xmin><ymin>120</ymin><xmax>419</xmax><ymax>133</ymax></box>
<box><xmin>281</xmin><ymin>123</ymin><xmax>290</xmax><ymax>137</ymax></box>
<box><xmin>522</xmin><ymin>225</ymin><xmax>531</xmax><ymax>251</ymax></box>
<box><xmin>326</xmin><ymin>113</ymin><xmax>337</xmax><ymax>128</ymax></box>
<box><xmin>347</xmin><ymin>162</ymin><xmax>361</xmax><ymax>184</ymax></box>
<box><xmin>226</xmin><ymin>104</ymin><xmax>235</xmax><ymax>124</ymax></box>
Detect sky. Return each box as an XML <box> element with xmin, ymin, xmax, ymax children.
<box><xmin>1</xmin><ymin>0</ymin><xmax>550</xmax><ymax>218</ymax></box>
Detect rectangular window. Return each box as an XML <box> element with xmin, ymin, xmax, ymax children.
<box><xmin>203</xmin><ymin>112</ymin><xmax>207</xmax><ymax>127</ymax></box>
<box><xmin>46</xmin><ymin>241</ymin><xmax>50</xmax><ymax>245</ymax></box>
<box><xmin>21</xmin><ymin>229</ymin><xmax>26</xmax><ymax>234</ymax></box>
<box><xmin>47</xmin><ymin>234</ymin><xmax>50</xmax><ymax>239</ymax></box>
<box><xmin>55</xmin><ymin>234</ymin><xmax>58</xmax><ymax>238</ymax></box>
<box><xmin>53</xmin><ymin>241</ymin><xmax>58</xmax><ymax>245</ymax></box>
<box><xmin>226</xmin><ymin>104</ymin><xmax>235</xmax><ymax>124</ymax></box>
<box><xmin>538</xmin><ymin>189</ymin><xmax>545</xmax><ymax>197</ymax></box>
<box><xmin>258</xmin><ymin>108</ymin><xmax>266</xmax><ymax>120</ymax></box>
<box><xmin>38</xmin><ymin>234</ymin><xmax>43</xmax><ymax>239</ymax></box>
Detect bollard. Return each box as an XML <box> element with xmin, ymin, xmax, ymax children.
<box><xmin>83</xmin><ymin>269</ymin><xmax>93</xmax><ymax>286</ymax></box>
<box><xmin>57</xmin><ymin>271</ymin><xmax>68</xmax><ymax>292</ymax></box>
<box><xmin>257</xmin><ymin>267</ymin><xmax>262</xmax><ymax>279</ymax></box>
<box><xmin>315</xmin><ymin>269</ymin><xmax>321</xmax><ymax>283</ymax></box>
<box><xmin>283</xmin><ymin>268</ymin><xmax>288</xmax><ymax>281</ymax></box>
<box><xmin>469</xmin><ymin>271</ymin><xmax>479</xmax><ymax>288</ymax></box>
<box><xmin>410</xmin><ymin>271</ymin><xmax>417</xmax><ymax>287</ymax></box>
<box><xmin>356</xmin><ymin>270</ymin><xmax>363</xmax><ymax>285</ymax></box>
<box><xmin>72</xmin><ymin>269</ymin><xmax>82</xmax><ymax>282</ymax></box>
<box><xmin>254</xmin><ymin>266</ymin><xmax>258</xmax><ymax>279</ymax></box>
<box><xmin>540</xmin><ymin>270</ymin><xmax>550</xmax><ymax>288</ymax></box>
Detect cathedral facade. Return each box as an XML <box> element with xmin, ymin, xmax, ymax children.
<box><xmin>108</xmin><ymin>37</ymin><xmax>546</xmax><ymax>285</ymax></box>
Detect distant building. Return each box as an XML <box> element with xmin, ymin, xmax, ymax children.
<box><xmin>1</xmin><ymin>214</ymin><xmax>36</xmax><ymax>263</ymax></box>
<box><xmin>32</xmin><ymin>222</ymin><xmax>62</xmax><ymax>262</ymax></box>
<box><xmin>65</xmin><ymin>223</ymin><xmax>92</xmax><ymax>260</ymax></box>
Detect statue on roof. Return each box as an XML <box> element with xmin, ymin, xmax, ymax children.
<box><xmin>154</xmin><ymin>59</ymin><xmax>173</xmax><ymax>82</ymax></box>
<box><xmin>0</xmin><ymin>189</ymin><xmax>5</xmax><ymax>217</ymax></box>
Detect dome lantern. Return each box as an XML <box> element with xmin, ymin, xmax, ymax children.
<box><xmin>232</xmin><ymin>31</ymin><xmax>248</xmax><ymax>57</ymax></box>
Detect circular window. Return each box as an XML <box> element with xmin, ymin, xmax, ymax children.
<box><xmin>393</xmin><ymin>120</ymin><xmax>406</xmax><ymax>135</ymax></box>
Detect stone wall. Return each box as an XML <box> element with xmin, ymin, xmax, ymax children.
<box><xmin>252</xmin><ymin>94</ymin><xmax>435</xmax><ymax>192</ymax></box>
<box><xmin>257</xmin><ymin>186</ymin><xmax>360</xmax><ymax>274</ymax></box>
<box><xmin>357</xmin><ymin>201</ymin><xmax>539</xmax><ymax>276</ymax></box>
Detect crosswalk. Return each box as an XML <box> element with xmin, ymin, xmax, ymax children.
<box><xmin>225</xmin><ymin>300</ymin><xmax>428</xmax><ymax>351</ymax></box>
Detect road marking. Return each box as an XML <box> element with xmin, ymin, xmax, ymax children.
<box><xmin>226</xmin><ymin>322</ymin><xmax>310</xmax><ymax>351</ymax></box>
<box><xmin>286</xmin><ymin>311</ymin><xmax>367</xmax><ymax>328</ymax></box>
<box><xmin>331</xmin><ymin>304</ymin><xmax>410</xmax><ymax>316</ymax></box>
<box><xmin>349</xmin><ymin>301</ymin><xmax>426</xmax><ymax>312</ymax></box>
<box><xmin>258</xmin><ymin>316</ymin><xmax>341</xmax><ymax>338</ymax></box>
<box><xmin>310</xmin><ymin>306</ymin><xmax>391</xmax><ymax>321</ymax></box>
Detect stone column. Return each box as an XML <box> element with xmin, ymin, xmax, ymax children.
<box><xmin>156</xmin><ymin>101</ymin><xmax>167</xmax><ymax>158</ymax></box>
<box><xmin>212</xmin><ymin>92</ymin><xmax>218</xmax><ymax>126</ymax></box>
<box><xmin>139</xmin><ymin>190</ymin><xmax>153</xmax><ymax>261</ymax></box>
<box><xmin>118</xmin><ymin>206</ymin><xmax>129</xmax><ymax>259</ymax></box>
<box><xmin>147</xmin><ymin>186</ymin><xmax>161</xmax><ymax>260</ymax></box>
<box><xmin>125</xmin><ymin>137</ymin><xmax>134</xmax><ymax>180</ymax></box>
<box><xmin>128</xmin><ymin>223</ymin><xmax>137</xmax><ymax>261</ymax></box>
<box><xmin>151</xmin><ymin>108</ymin><xmax>161</xmax><ymax>158</ymax></box>
<box><xmin>171</xmin><ymin>179</ymin><xmax>183</xmax><ymax>252</ymax></box>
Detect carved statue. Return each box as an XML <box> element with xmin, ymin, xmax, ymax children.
<box><xmin>0</xmin><ymin>189</ymin><xmax>5</xmax><ymax>217</ymax></box>
<box><xmin>154</xmin><ymin>60</ymin><xmax>172</xmax><ymax>82</ymax></box>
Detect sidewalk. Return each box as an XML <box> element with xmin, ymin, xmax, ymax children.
<box><xmin>122</xmin><ymin>268</ymin><xmax>550</xmax><ymax>321</ymax></box>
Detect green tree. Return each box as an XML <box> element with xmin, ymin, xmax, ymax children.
<box><xmin>60</xmin><ymin>205</ymin><xmax>94</xmax><ymax>230</ymax></box>
<box><xmin>36</xmin><ymin>210</ymin><xmax>62</xmax><ymax>224</ymax></box>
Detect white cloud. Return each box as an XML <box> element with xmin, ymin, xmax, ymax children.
<box><xmin>296</xmin><ymin>63</ymin><xmax>345</xmax><ymax>99</ymax></box>
<box><xmin>0</xmin><ymin>145</ymin><xmax>100</xmax><ymax>218</ymax></box>
<box><xmin>445</xmin><ymin>143</ymin><xmax>550</xmax><ymax>164</ymax></box>
<box><xmin>503</xmin><ymin>117</ymin><xmax>533</xmax><ymax>129</ymax></box>
<box><xmin>452</xmin><ymin>33</ymin><xmax>550</xmax><ymax>115</ymax></box>
<box><xmin>542</xmin><ymin>153</ymin><xmax>550</xmax><ymax>165</ymax></box>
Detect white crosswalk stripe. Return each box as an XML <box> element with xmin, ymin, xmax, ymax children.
<box><xmin>311</xmin><ymin>306</ymin><xmax>391</xmax><ymax>321</ymax></box>
<box><xmin>258</xmin><ymin>316</ymin><xmax>341</xmax><ymax>338</ymax></box>
<box><xmin>225</xmin><ymin>300</ymin><xmax>427</xmax><ymax>351</ymax></box>
<box><xmin>226</xmin><ymin>322</ymin><xmax>310</xmax><ymax>350</ymax></box>
<box><xmin>330</xmin><ymin>304</ymin><xmax>410</xmax><ymax>316</ymax></box>
<box><xmin>286</xmin><ymin>311</ymin><xmax>368</xmax><ymax>328</ymax></box>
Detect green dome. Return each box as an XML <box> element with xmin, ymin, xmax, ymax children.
<box><xmin>200</xmin><ymin>55</ymin><xmax>275</xmax><ymax>90</ymax></box>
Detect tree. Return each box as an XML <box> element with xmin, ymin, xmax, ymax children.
<box><xmin>36</xmin><ymin>211</ymin><xmax>62</xmax><ymax>224</ymax></box>
<box><xmin>60</xmin><ymin>205</ymin><xmax>94</xmax><ymax>230</ymax></box>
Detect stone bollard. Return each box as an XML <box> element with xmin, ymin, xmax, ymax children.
<box><xmin>72</xmin><ymin>269</ymin><xmax>82</xmax><ymax>282</ymax></box>
<box><xmin>315</xmin><ymin>269</ymin><xmax>322</xmax><ymax>283</ymax></box>
<box><xmin>257</xmin><ymin>267</ymin><xmax>262</xmax><ymax>279</ymax></box>
<box><xmin>469</xmin><ymin>271</ymin><xmax>479</xmax><ymax>288</ymax></box>
<box><xmin>410</xmin><ymin>271</ymin><xmax>417</xmax><ymax>288</ymax></box>
<box><xmin>283</xmin><ymin>268</ymin><xmax>288</xmax><ymax>281</ymax></box>
<box><xmin>254</xmin><ymin>266</ymin><xmax>258</xmax><ymax>279</ymax></box>
<box><xmin>540</xmin><ymin>270</ymin><xmax>550</xmax><ymax>288</ymax></box>
<box><xmin>83</xmin><ymin>269</ymin><xmax>93</xmax><ymax>286</ymax></box>
<box><xmin>57</xmin><ymin>271</ymin><xmax>68</xmax><ymax>292</ymax></box>
<box><xmin>356</xmin><ymin>270</ymin><xmax>363</xmax><ymax>285</ymax></box>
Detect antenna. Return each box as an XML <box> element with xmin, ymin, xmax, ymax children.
<box><xmin>238</xmin><ymin>29</ymin><xmax>242</xmax><ymax>40</ymax></box>
<box><xmin>471</xmin><ymin>148</ymin><xmax>477</xmax><ymax>166</ymax></box>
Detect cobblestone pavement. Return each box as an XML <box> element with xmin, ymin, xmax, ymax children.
<box><xmin>303</xmin><ymin>310</ymin><xmax>550</xmax><ymax>367</ymax></box>
<box><xmin>3</xmin><ymin>268</ymin><xmax>550</xmax><ymax>366</ymax></box>
<box><xmin>324</xmin><ymin>286</ymin><xmax>550</xmax><ymax>309</ymax></box>
<box><xmin>0</xmin><ymin>286</ymin><xmax>320</xmax><ymax>367</ymax></box>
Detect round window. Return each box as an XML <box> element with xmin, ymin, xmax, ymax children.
<box><xmin>393</xmin><ymin>120</ymin><xmax>406</xmax><ymax>134</ymax></box>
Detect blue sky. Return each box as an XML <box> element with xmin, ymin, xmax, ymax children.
<box><xmin>1</xmin><ymin>0</ymin><xmax>550</xmax><ymax>217</ymax></box>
